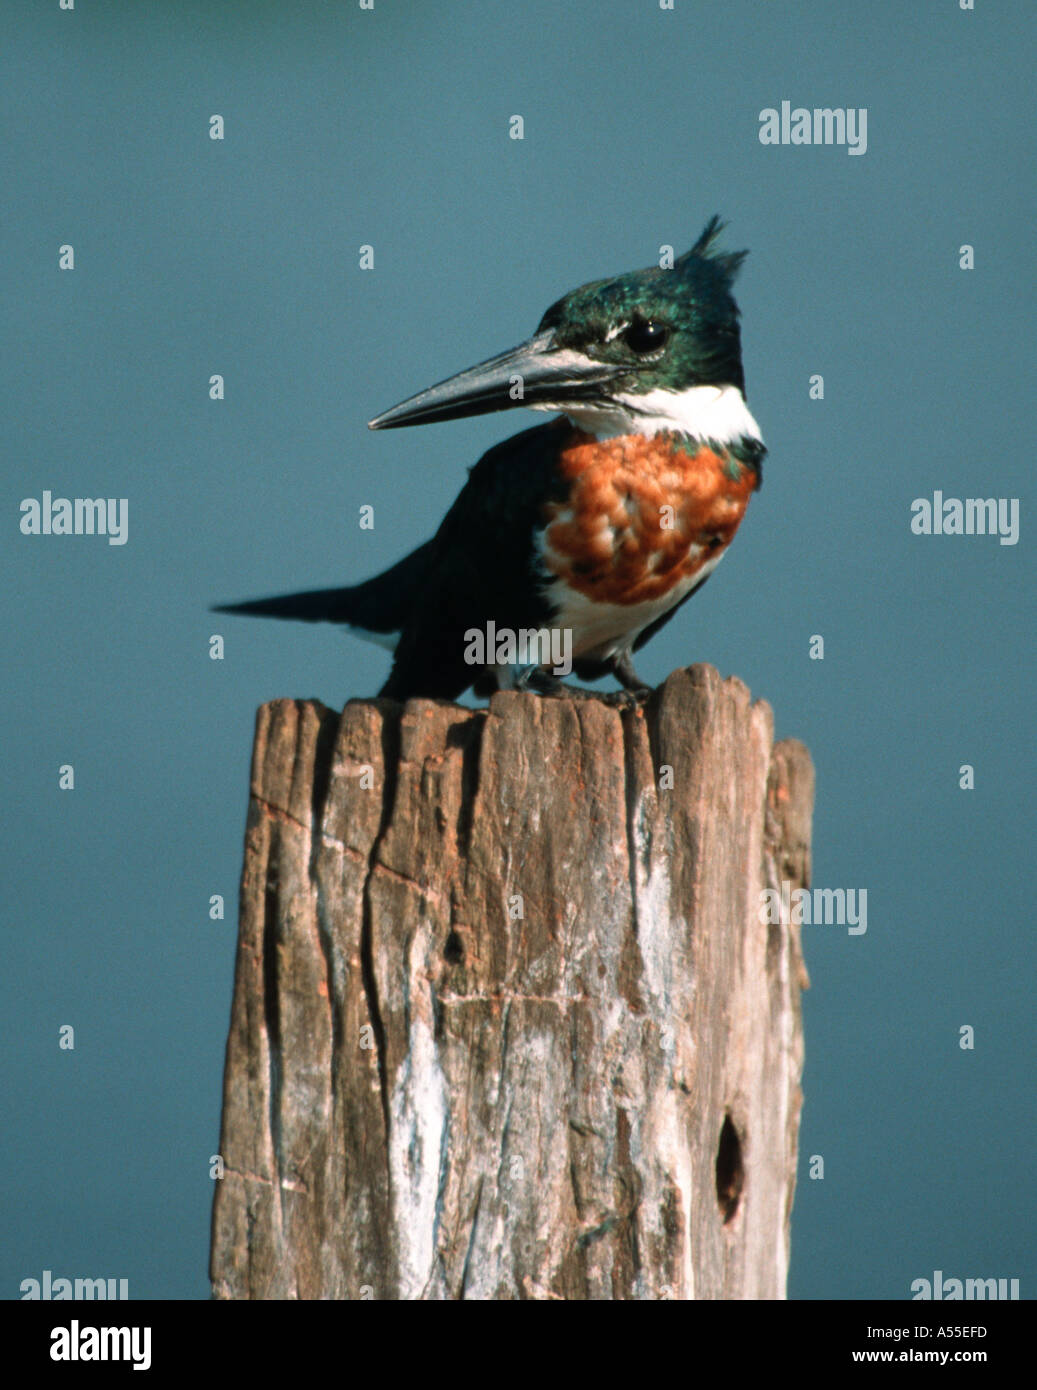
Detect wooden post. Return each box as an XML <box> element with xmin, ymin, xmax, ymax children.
<box><xmin>210</xmin><ymin>664</ymin><xmax>813</xmax><ymax>1300</ymax></box>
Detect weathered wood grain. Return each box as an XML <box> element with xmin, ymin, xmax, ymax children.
<box><xmin>210</xmin><ymin>664</ymin><xmax>813</xmax><ymax>1300</ymax></box>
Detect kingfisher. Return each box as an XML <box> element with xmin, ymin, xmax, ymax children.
<box><xmin>215</xmin><ymin>216</ymin><xmax>765</xmax><ymax>702</ymax></box>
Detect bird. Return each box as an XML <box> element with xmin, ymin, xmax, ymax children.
<box><xmin>214</xmin><ymin>216</ymin><xmax>765</xmax><ymax>703</ymax></box>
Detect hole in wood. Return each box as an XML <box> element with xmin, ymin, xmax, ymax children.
<box><xmin>715</xmin><ymin>1113</ymin><xmax>744</xmax><ymax>1224</ymax></box>
<box><xmin>444</xmin><ymin>930</ymin><xmax>464</xmax><ymax>965</ymax></box>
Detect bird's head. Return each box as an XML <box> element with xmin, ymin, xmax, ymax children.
<box><xmin>368</xmin><ymin>217</ymin><xmax>753</xmax><ymax>436</ymax></box>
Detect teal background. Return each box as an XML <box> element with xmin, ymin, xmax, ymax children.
<box><xmin>2</xmin><ymin>0</ymin><xmax>1034</xmax><ymax>1299</ymax></box>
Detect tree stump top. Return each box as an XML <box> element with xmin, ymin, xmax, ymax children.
<box><xmin>211</xmin><ymin>665</ymin><xmax>813</xmax><ymax>1299</ymax></box>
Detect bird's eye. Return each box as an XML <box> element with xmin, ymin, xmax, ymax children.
<box><xmin>622</xmin><ymin>320</ymin><xmax>670</xmax><ymax>355</ymax></box>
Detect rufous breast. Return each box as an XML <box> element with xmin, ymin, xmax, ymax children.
<box><xmin>541</xmin><ymin>429</ymin><xmax>758</xmax><ymax>606</ymax></box>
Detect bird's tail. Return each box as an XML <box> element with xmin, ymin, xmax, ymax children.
<box><xmin>212</xmin><ymin>540</ymin><xmax>434</xmax><ymax>642</ymax></box>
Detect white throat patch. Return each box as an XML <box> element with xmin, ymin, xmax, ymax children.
<box><xmin>557</xmin><ymin>384</ymin><xmax>762</xmax><ymax>444</ymax></box>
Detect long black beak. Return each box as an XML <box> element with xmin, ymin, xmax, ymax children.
<box><xmin>367</xmin><ymin>329</ymin><xmax>630</xmax><ymax>430</ymax></box>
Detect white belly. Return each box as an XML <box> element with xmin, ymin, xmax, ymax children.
<box><xmin>541</xmin><ymin>548</ymin><xmax>725</xmax><ymax>661</ymax></box>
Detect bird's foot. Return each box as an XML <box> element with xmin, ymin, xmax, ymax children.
<box><xmin>525</xmin><ymin>671</ymin><xmax>651</xmax><ymax>707</ymax></box>
<box><xmin>595</xmin><ymin>687</ymin><xmax>651</xmax><ymax>709</ymax></box>
<box><xmin>612</xmin><ymin>652</ymin><xmax>653</xmax><ymax>700</ymax></box>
